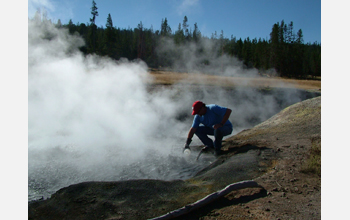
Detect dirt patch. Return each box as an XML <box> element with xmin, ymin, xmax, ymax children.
<box><xmin>28</xmin><ymin>96</ymin><xmax>321</xmax><ymax>220</ymax></box>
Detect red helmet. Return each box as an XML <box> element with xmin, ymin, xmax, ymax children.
<box><xmin>192</xmin><ymin>101</ymin><xmax>205</xmax><ymax>115</ymax></box>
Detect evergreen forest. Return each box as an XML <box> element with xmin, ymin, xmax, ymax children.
<box><xmin>30</xmin><ymin>1</ymin><xmax>321</xmax><ymax>79</ymax></box>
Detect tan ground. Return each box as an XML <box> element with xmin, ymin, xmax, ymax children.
<box><xmin>149</xmin><ymin>71</ymin><xmax>321</xmax><ymax>91</ymax></box>
<box><xmin>182</xmin><ymin>95</ymin><xmax>321</xmax><ymax>220</ymax></box>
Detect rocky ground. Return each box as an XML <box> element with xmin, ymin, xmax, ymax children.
<box><xmin>28</xmin><ymin>96</ymin><xmax>321</xmax><ymax>220</ymax></box>
<box><xmin>180</xmin><ymin>95</ymin><xmax>321</xmax><ymax>220</ymax></box>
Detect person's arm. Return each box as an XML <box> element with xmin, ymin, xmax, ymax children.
<box><xmin>185</xmin><ymin>127</ymin><xmax>197</xmax><ymax>146</ymax></box>
<box><xmin>213</xmin><ymin>108</ymin><xmax>232</xmax><ymax>129</ymax></box>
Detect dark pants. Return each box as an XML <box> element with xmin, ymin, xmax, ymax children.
<box><xmin>194</xmin><ymin>125</ymin><xmax>233</xmax><ymax>151</ymax></box>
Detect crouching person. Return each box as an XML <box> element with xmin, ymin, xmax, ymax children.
<box><xmin>184</xmin><ymin>101</ymin><xmax>233</xmax><ymax>156</ymax></box>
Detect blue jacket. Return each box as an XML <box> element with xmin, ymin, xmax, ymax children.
<box><xmin>191</xmin><ymin>104</ymin><xmax>232</xmax><ymax>128</ymax></box>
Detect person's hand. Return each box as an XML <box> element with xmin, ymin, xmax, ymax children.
<box><xmin>213</xmin><ymin>123</ymin><xmax>223</xmax><ymax>129</ymax></box>
<box><xmin>183</xmin><ymin>143</ymin><xmax>191</xmax><ymax>154</ymax></box>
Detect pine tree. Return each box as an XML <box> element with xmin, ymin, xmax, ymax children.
<box><xmin>296</xmin><ymin>29</ymin><xmax>304</xmax><ymax>44</ymax></box>
<box><xmin>269</xmin><ymin>23</ymin><xmax>280</xmax><ymax>72</ymax></box>
<box><xmin>182</xmin><ymin>16</ymin><xmax>189</xmax><ymax>40</ymax></box>
<box><xmin>160</xmin><ymin>18</ymin><xmax>171</xmax><ymax>37</ymax></box>
<box><xmin>88</xmin><ymin>0</ymin><xmax>99</xmax><ymax>53</ymax></box>
<box><xmin>174</xmin><ymin>23</ymin><xmax>184</xmax><ymax>44</ymax></box>
<box><xmin>103</xmin><ymin>13</ymin><xmax>116</xmax><ymax>57</ymax></box>
<box><xmin>242</xmin><ymin>37</ymin><xmax>253</xmax><ymax>68</ymax></box>
<box><xmin>137</xmin><ymin>21</ymin><xmax>145</xmax><ymax>60</ymax></box>
<box><xmin>90</xmin><ymin>0</ymin><xmax>99</xmax><ymax>25</ymax></box>
<box><xmin>193</xmin><ymin>22</ymin><xmax>201</xmax><ymax>42</ymax></box>
<box><xmin>236</xmin><ymin>38</ymin><xmax>243</xmax><ymax>60</ymax></box>
<box><xmin>279</xmin><ymin>20</ymin><xmax>286</xmax><ymax>44</ymax></box>
<box><xmin>67</xmin><ymin>19</ymin><xmax>75</xmax><ymax>34</ymax></box>
<box><xmin>106</xmin><ymin>13</ymin><xmax>113</xmax><ymax>28</ymax></box>
<box><xmin>56</xmin><ymin>19</ymin><xmax>62</xmax><ymax>28</ymax></box>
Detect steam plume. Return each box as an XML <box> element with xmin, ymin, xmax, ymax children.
<box><xmin>28</xmin><ymin>20</ymin><xmax>309</xmax><ymax>201</ymax></box>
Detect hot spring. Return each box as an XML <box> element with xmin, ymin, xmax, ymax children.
<box><xmin>28</xmin><ymin>19</ymin><xmax>320</xmax><ymax>201</ymax></box>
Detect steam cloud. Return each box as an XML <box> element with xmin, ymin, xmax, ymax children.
<box><xmin>156</xmin><ymin>37</ymin><xmax>262</xmax><ymax>77</ymax></box>
<box><xmin>28</xmin><ymin>20</ymin><xmax>197</xmax><ymax>200</ymax></box>
<box><xmin>28</xmin><ymin>20</ymin><xmax>307</xmax><ymax>201</ymax></box>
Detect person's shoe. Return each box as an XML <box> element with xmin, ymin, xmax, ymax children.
<box><xmin>214</xmin><ymin>149</ymin><xmax>222</xmax><ymax>157</ymax></box>
<box><xmin>202</xmin><ymin>146</ymin><xmax>214</xmax><ymax>153</ymax></box>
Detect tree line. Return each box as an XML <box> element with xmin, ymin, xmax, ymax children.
<box><xmin>31</xmin><ymin>1</ymin><xmax>321</xmax><ymax>79</ymax></box>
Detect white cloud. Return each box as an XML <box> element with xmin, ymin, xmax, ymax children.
<box><xmin>28</xmin><ymin>0</ymin><xmax>75</xmax><ymax>24</ymax></box>
<box><xmin>29</xmin><ymin>0</ymin><xmax>55</xmax><ymax>9</ymax></box>
<box><xmin>177</xmin><ymin>0</ymin><xmax>199</xmax><ymax>15</ymax></box>
<box><xmin>28</xmin><ymin>0</ymin><xmax>55</xmax><ymax>17</ymax></box>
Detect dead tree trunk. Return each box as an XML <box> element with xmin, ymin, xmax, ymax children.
<box><xmin>150</xmin><ymin>180</ymin><xmax>262</xmax><ymax>220</ymax></box>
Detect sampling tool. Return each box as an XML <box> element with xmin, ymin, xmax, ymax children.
<box><xmin>196</xmin><ymin>146</ymin><xmax>214</xmax><ymax>161</ymax></box>
<box><xmin>183</xmin><ymin>145</ymin><xmax>214</xmax><ymax>161</ymax></box>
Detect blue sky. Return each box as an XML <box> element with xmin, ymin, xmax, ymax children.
<box><xmin>28</xmin><ymin>0</ymin><xmax>321</xmax><ymax>44</ymax></box>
